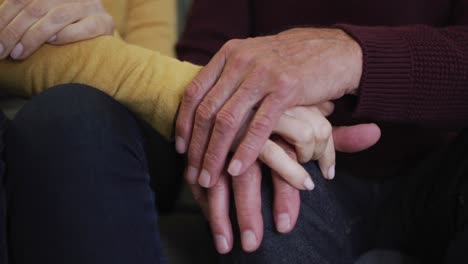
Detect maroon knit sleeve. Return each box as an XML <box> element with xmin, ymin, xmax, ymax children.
<box><xmin>336</xmin><ymin>0</ymin><xmax>468</xmax><ymax>129</ymax></box>
<box><xmin>176</xmin><ymin>0</ymin><xmax>251</xmax><ymax>65</ymax></box>
<box><xmin>336</xmin><ymin>24</ymin><xmax>468</xmax><ymax>129</ymax></box>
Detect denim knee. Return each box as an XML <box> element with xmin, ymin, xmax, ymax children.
<box><xmin>224</xmin><ymin>161</ymin><xmax>352</xmax><ymax>264</ymax></box>
<box><xmin>12</xmin><ymin>83</ymin><xmax>144</xmax><ymax>149</ymax></box>
<box><xmin>5</xmin><ymin>84</ymin><xmax>165</xmax><ymax>264</ymax></box>
<box><xmin>5</xmin><ymin>83</ymin><xmax>149</xmax><ymax>192</ymax></box>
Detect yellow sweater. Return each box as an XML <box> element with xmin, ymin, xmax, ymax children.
<box><xmin>0</xmin><ymin>0</ymin><xmax>201</xmax><ymax>139</ymax></box>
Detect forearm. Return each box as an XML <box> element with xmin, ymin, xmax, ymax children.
<box><xmin>337</xmin><ymin>24</ymin><xmax>468</xmax><ymax>129</ymax></box>
<box><xmin>0</xmin><ymin>35</ymin><xmax>201</xmax><ymax>139</ymax></box>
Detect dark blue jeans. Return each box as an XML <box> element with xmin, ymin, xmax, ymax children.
<box><xmin>2</xmin><ymin>84</ymin><xmax>172</xmax><ymax>264</ymax></box>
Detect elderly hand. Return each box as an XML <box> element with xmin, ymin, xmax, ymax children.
<box><xmin>0</xmin><ymin>0</ymin><xmax>114</xmax><ymax>60</ymax></box>
<box><xmin>175</xmin><ymin>28</ymin><xmax>363</xmax><ymax>190</ymax></box>
<box><xmin>188</xmin><ymin>105</ymin><xmax>381</xmax><ymax>253</ymax></box>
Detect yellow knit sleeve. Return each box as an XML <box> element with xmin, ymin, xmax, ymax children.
<box><xmin>0</xmin><ymin>36</ymin><xmax>201</xmax><ymax>139</ymax></box>
<box><xmin>124</xmin><ymin>0</ymin><xmax>177</xmax><ymax>56</ymax></box>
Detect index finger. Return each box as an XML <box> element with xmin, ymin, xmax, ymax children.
<box><xmin>258</xmin><ymin>139</ymin><xmax>313</xmax><ymax>190</ymax></box>
<box><xmin>269</xmin><ymin>137</ymin><xmax>301</xmax><ymax>234</ymax></box>
<box><xmin>175</xmin><ymin>40</ymin><xmax>240</xmax><ymax>154</ymax></box>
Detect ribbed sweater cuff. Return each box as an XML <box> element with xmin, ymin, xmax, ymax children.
<box><xmin>336</xmin><ymin>24</ymin><xmax>413</xmax><ymax>121</ymax></box>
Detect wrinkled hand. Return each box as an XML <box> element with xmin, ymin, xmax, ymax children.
<box><xmin>176</xmin><ymin>28</ymin><xmax>363</xmax><ymax>188</ymax></box>
<box><xmin>187</xmin><ymin>106</ymin><xmax>381</xmax><ymax>253</ymax></box>
<box><xmin>0</xmin><ymin>0</ymin><xmax>114</xmax><ymax>60</ymax></box>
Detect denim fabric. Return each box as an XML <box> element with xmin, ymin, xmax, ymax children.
<box><xmin>222</xmin><ymin>162</ymin><xmax>353</xmax><ymax>264</ymax></box>
<box><xmin>4</xmin><ymin>84</ymin><xmax>166</xmax><ymax>264</ymax></box>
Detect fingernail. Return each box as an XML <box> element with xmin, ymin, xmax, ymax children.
<box><xmin>241</xmin><ymin>230</ymin><xmax>258</xmax><ymax>252</ymax></box>
<box><xmin>304</xmin><ymin>177</ymin><xmax>315</xmax><ymax>190</ymax></box>
<box><xmin>228</xmin><ymin>159</ymin><xmax>242</xmax><ymax>176</ymax></box>
<box><xmin>276</xmin><ymin>213</ymin><xmax>291</xmax><ymax>233</ymax></box>
<box><xmin>10</xmin><ymin>43</ymin><xmax>23</xmax><ymax>59</ymax></box>
<box><xmin>48</xmin><ymin>35</ymin><xmax>57</xmax><ymax>42</ymax></box>
<box><xmin>186</xmin><ymin>166</ymin><xmax>198</xmax><ymax>184</ymax></box>
<box><xmin>215</xmin><ymin>234</ymin><xmax>229</xmax><ymax>254</ymax></box>
<box><xmin>328</xmin><ymin>165</ymin><xmax>336</xmax><ymax>180</ymax></box>
<box><xmin>199</xmin><ymin>169</ymin><xmax>211</xmax><ymax>187</ymax></box>
<box><xmin>0</xmin><ymin>43</ymin><xmax>4</xmax><ymax>55</ymax></box>
<box><xmin>175</xmin><ymin>136</ymin><xmax>186</xmax><ymax>154</ymax></box>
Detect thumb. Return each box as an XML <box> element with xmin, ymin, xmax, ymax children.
<box><xmin>333</xmin><ymin>123</ymin><xmax>381</xmax><ymax>153</ymax></box>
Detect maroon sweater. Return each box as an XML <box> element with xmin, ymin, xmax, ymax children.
<box><xmin>177</xmin><ymin>0</ymin><xmax>468</xmax><ymax>178</ymax></box>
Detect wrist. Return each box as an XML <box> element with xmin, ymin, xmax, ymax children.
<box><xmin>337</xmin><ymin>29</ymin><xmax>363</xmax><ymax>95</ymax></box>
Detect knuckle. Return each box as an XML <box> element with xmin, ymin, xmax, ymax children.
<box><xmin>223</xmin><ymin>39</ymin><xmax>241</xmax><ymax>53</ymax></box>
<box><xmin>1</xmin><ymin>26</ymin><xmax>21</xmax><ymax>43</ymax></box>
<box><xmin>238</xmin><ymin>79</ymin><xmax>263</xmax><ymax>102</ymax></box>
<box><xmin>209</xmin><ymin>215</ymin><xmax>227</xmax><ymax>229</ymax></box>
<box><xmin>195</xmin><ymin>101</ymin><xmax>216</xmax><ymax>124</ymax></box>
<box><xmin>239</xmin><ymin>140</ymin><xmax>260</xmax><ymax>156</ymax></box>
<box><xmin>187</xmin><ymin>150</ymin><xmax>202</xmax><ymax>167</ymax></box>
<box><xmin>299</xmin><ymin>126</ymin><xmax>315</xmax><ymax>143</ymax></box>
<box><xmin>268</xmin><ymin>90</ymin><xmax>291</xmax><ymax>108</ymax></box>
<box><xmin>209</xmin><ymin>212</ymin><xmax>222</xmax><ymax>223</ymax></box>
<box><xmin>232</xmin><ymin>50</ymin><xmax>253</xmax><ymax>68</ymax></box>
<box><xmin>215</xmin><ymin>109</ymin><xmax>238</xmax><ymax>131</ymax></box>
<box><xmin>185</xmin><ymin>78</ymin><xmax>203</xmax><ymax>101</ymax></box>
<box><xmin>298</xmin><ymin>152</ymin><xmax>310</xmax><ymax>164</ymax></box>
<box><xmin>319</xmin><ymin>102</ymin><xmax>335</xmax><ymax>116</ymax></box>
<box><xmin>275</xmin><ymin>72</ymin><xmax>297</xmax><ymax>89</ymax></box>
<box><xmin>250</xmin><ymin>115</ymin><xmax>273</xmax><ymax>138</ymax></box>
<box><xmin>316</xmin><ymin>122</ymin><xmax>332</xmax><ymax>142</ymax></box>
<box><xmin>49</xmin><ymin>7</ymin><xmax>71</xmax><ymax>24</ymax></box>
<box><xmin>24</xmin><ymin>4</ymin><xmax>48</xmax><ymax>19</ymax></box>
<box><xmin>237</xmin><ymin>209</ymin><xmax>256</xmax><ymax>221</ymax></box>
<box><xmin>203</xmin><ymin>151</ymin><xmax>220</xmax><ymax>167</ymax></box>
